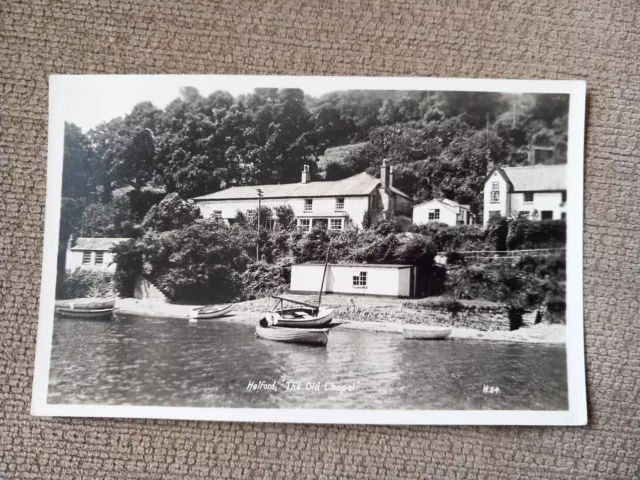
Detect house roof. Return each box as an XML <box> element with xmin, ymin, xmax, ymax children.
<box><xmin>414</xmin><ymin>198</ymin><xmax>470</xmax><ymax>212</ymax></box>
<box><xmin>500</xmin><ymin>164</ymin><xmax>567</xmax><ymax>192</ymax></box>
<box><xmin>192</xmin><ymin>172</ymin><xmax>411</xmax><ymax>201</ymax></box>
<box><xmin>71</xmin><ymin>237</ymin><xmax>132</xmax><ymax>251</ymax></box>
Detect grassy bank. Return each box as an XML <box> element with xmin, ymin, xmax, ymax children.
<box><xmin>113</xmin><ymin>296</ymin><xmax>565</xmax><ymax>345</ymax></box>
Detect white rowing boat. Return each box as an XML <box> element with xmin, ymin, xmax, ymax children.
<box><xmin>55</xmin><ymin>306</ymin><xmax>114</xmax><ymax>319</ymax></box>
<box><xmin>263</xmin><ymin>304</ymin><xmax>335</xmax><ymax>328</ymax></box>
<box><xmin>189</xmin><ymin>304</ymin><xmax>233</xmax><ymax>320</ymax></box>
<box><xmin>403</xmin><ymin>326</ymin><xmax>452</xmax><ymax>340</ymax></box>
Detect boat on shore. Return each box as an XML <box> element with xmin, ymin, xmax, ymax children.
<box><xmin>55</xmin><ymin>298</ymin><xmax>116</xmax><ymax>320</ymax></box>
<box><xmin>255</xmin><ymin>319</ymin><xmax>329</xmax><ymax>346</ymax></box>
<box><xmin>189</xmin><ymin>304</ymin><xmax>233</xmax><ymax>320</ymax></box>
<box><xmin>403</xmin><ymin>325</ymin><xmax>452</xmax><ymax>340</ymax></box>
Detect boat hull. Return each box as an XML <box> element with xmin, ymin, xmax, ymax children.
<box><xmin>189</xmin><ymin>304</ymin><xmax>232</xmax><ymax>319</ymax></box>
<box><xmin>56</xmin><ymin>307</ymin><xmax>114</xmax><ymax>320</ymax></box>
<box><xmin>403</xmin><ymin>326</ymin><xmax>452</xmax><ymax>340</ymax></box>
<box><xmin>56</xmin><ymin>298</ymin><xmax>116</xmax><ymax>310</ymax></box>
<box><xmin>266</xmin><ymin>307</ymin><xmax>335</xmax><ymax>328</ymax></box>
<box><xmin>255</xmin><ymin>325</ymin><xmax>329</xmax><ymax>346</ymax></box>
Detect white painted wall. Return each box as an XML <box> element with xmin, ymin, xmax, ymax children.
<box><xmin>413</xmin><ymin>201</ymin><xmax>458</xmax><ymax>226</ymax></box>
<box><xmin>290</xmin><ymin>264</ymin><xmax>413</xmax><ymax>297</ymax></box>
<box><xmin>66</xmin><ymin>250</ymin><xmax>117</xmax><ymax>272</ymax></box>
<box><xmin>483</xmin><ymin>171</ymin><xmax>511</xmax><ymax>226</ymax></box>
<box><xmin>197</xmin><ymin>195</ymin><xmax>371</xmax><ymax>228</ymax></box>
<box><xmin>509</xmin><ymin>191</ymin><xmax>566</xmax><ymax>220</ymax></box>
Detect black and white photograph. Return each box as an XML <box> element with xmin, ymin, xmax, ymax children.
<box><xmin>32</xmin><ymin>75</ymin><xmax>586</xmax><ymax>425</ymax></box>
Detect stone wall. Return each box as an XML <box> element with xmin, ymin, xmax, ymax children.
<box><xmin>336</xmin><ymin>303</ymin><xmax>538</xmax><ymax>331</ymax></box>
<box><xmin>133</xmin><ymin>275</ymin><xmax>167</xmax><ymax>302</ymax></box>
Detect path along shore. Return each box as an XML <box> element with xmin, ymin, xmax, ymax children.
<box><xmin>113</xmin><ymin>295</ymin><xmax>566</xmax><ymax>345</ymax></box>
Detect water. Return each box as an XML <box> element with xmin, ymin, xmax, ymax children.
<box><xmin>48</xmin><ymin>315</ymin><xmax>568</xmax><ymax>410</ymax></box>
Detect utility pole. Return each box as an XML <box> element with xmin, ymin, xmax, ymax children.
<box><xmin>256</xmin><ymin>188</ymin><xmax>263</xmax><ymax>261</ymax></box>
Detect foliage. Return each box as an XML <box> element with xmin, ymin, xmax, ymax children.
<box><xmin>141</xmin><ymin>192</ymin><xmax>201</xmax><ymax>232</ymax></box>
<box><xmin>138</xmin><ymin>220</ymin><xmax>253</xmax><ymax>303</ymax></box>
<box><xmin>506</xmin><ymin>218</ymin><xmax>566</xmax><ymax>250</ymax></box>
<box><xmin>241</xmin><ymin>261</ymin><xmax>291</xmax><ymax>299</ymax></box>
<box><xmin>57</xmin><ymin>269</ymin><xmax>114</xmax><ymax>300</ymax></box>
<box><xmin>112</xmin><ymin>239</ymin><xmax>143</xmax><ymax>297</ymax></box>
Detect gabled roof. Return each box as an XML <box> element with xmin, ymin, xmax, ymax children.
<box><xmin>71</xmin><ymin>238</ymin><xmax>132</xmax><ymax>251</ymax></box>
<box><xmin>193</xmin><ymin>172</ymin><xmax>396</xmax><ymax>201</ymax></box>
<box><xmin>501</xmin><ymin>164</ymin><xmax>566</xmax><ymax>191</ymax></box>
<box><xmin>486</xmin><ymin>164</ymin><xmax>567</xmax><ymax>192</ymax></box>
<box><xmin>414</xmin><ymin>198</ymin><xmax>470</xmax><ymax>212</ymax></box>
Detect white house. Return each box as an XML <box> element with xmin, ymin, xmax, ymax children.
<box><xmin>192</xmin><ymin>161</ymin><xmax>413</xmax><ymax>231</ymax></box>
<box><xmin>483</xmin><ymin>164</ymin><xmax>567</xmax><ymax>227</ymax></box>
<box><xmin>65</xmin><ymin>237</ymin><xmax>131</xmax><ymax>272</ymax></box>
<box><xmin>413</xmin><ymin>198</ymin><xmax>474</xmax><ymax>226</ymax></box>
<box><xmin>290</xmin><ymin>263</ymin><xmax>417</xmax><ymax>298</ymax></box>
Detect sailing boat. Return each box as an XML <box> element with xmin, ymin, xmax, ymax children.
<box><xmin>256</xmin><ymin>245</ymin><xmax>334</xmax><ymax>342</ymax></box>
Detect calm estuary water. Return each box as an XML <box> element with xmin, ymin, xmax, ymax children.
<box><xmin>48</xmin><ymin>315</ymin><xmax>568</xmax><ymax>410</ymax></box>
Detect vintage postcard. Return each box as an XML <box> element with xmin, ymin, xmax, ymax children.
<box><xmin>32</xmin><ymin>75</ymin><xmax>587</xmax><ymax>425</ymax></box>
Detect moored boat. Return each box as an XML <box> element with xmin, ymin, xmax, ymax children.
<box><xmin>255</xmin><ymin>323</ymin><xmax>330</xmax><ymax>346</ymax></box>
<box><xmin>55</xmin><ymin>307</ymin><xmax>114</xmax><ymax>319</ymax></box>
<box><xmin>264</xmin><ymin>303</ymin><xmax>335</xmax><ymax>328</ymax></box>
<box><xmin>189</xmin><ymin>304</ymin><xmax>233</xmax><ymax>320</ymax></box>
<box><xmin>403</xmin><ymin>325</ymin><xmax>452</xmax><ymax>340</ymax></box>
<box><xmin>55</xmin><ymin>297</ymin><xmax>116</xmax><ymax>320</ymax></box>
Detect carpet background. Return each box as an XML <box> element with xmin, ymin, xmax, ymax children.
<box><xmin>1</xmin><ymin>1</ymin><xmax>639</xmax><ymax>478</ymax></box>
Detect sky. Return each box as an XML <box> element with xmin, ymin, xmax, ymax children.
<box><xmin>54</xmin><ymin>75</ymin><xmax>346</xmax><ymax>132</ymax></box>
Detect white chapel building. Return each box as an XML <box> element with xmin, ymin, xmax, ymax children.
<box><xmin>192</xmin><ymin>160</ymin><xmax>413</xmax><ymax>230</ymax></box>
<box><xmin>483</xmin><ymin>164</ymin><xmax>567</xmax><ymax>226</ymax></box>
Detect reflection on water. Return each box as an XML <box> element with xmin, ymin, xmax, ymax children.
<box><xmin>48</xmin><ymin>315</ymin><xmax>568</xmax><ymax>410</ymax></box>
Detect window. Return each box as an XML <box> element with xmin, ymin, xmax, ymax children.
<box><xmin>352</xmin><ymin>271</ymin><xmax>367</xmax><ymax>288</ymax></box>
<box><xmin>524</xmin><ymin>192</ymin><xmax>534</xmax><ymax>203</ymax></box>
<box><xmin>561</xmin><ymin>212</ymin><xmax>566</xmax><ymax>220</ymax></box>
<box><xmin>561</xmin><ymin>191</ymin><xmax>567</xmax><ymax>203</ymax></box>
<box><xmin>490</xmin><ymin>191</ymin><xmax>500</xmax><ymax>203</ymax></box>
<box><xmin>541</xmin><ymin>211</ymin><xmax>553</xmax><ymax>220</ymax></box>
<box><xmin>304</xmin><ymin>199</ymin><xmax>313</xmax><ymax>212</ymax></box>
<box><xmin>330</xmin><ymin>218</ymin><xmax>343</xmax><ymax>231</ymax></box>
<box><xmin>491</xmin><ymin>181</ymin><xmax>499</xmax><ymax>190</ymax></box>
<box><xmin>212</xmin><ymin>210</ymin><xmax>223</xmax><ymax>219</ymax></box>
<box><xmin>246</xmin><ymin>210</ymin><xmax>256</xmax><ymax>221</ymax></box>
<box><xmin>298</xmin><ymin>219</ymin><xmax>311</xmax><ymax>231</ymax></box>
<box><xmin>518</xmin><ymin>211</ymin><xmax>530</xmax><ymax>219</ymax></box>
<box><xmin>82</xmin><ymin>252</ymin><xmax>91</xmax><ymax>264</ymax></box>
<box><xmin>428</xmin><ymin>209</ymin><xmax>440</xmax><ymax>220</ymax></box>
<box><xmin>95</xmin><ymin>252</ymin><xmax>104</xmax><ymax>264</ymax></box>
<box><xmin>335</xmin><ymin>198</ymin><xmax>344</xmax><ymax>211</ymax></box>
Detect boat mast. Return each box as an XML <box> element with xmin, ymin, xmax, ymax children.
<box><xmin>317</xmin><ymin>243</ymin><xmax>331</xmax><ymax>309</ymax></box>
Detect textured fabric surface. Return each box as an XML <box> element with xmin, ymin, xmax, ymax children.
<box><xmin>1</xmin><ymin>0</ymin><xmax>639</xmax><ymax>478</ymax></box>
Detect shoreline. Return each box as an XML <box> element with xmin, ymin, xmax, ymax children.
<box><xmin>113</xmin><ymin>298</ymin><xmax>566</xmax><ymax>345</ymax></box>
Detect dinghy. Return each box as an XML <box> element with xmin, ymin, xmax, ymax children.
<box><xmin>55</xmin><ymin>298</ymin><xmax>116</xmax><ymax>320</ymax></box>
<box><xmin>255</xmin><ymin>319</ymin><xmax>329</xmax><ymax>346</ymax></box>
<box><xmin>403</xmin><ymin>326</ymin><xmax>452</xmax><ymax>340</ymax></box>
<box><xmin>189</xmin><ymin>304</ymin><xmax>233</xmax><ymax>320</ymax></box>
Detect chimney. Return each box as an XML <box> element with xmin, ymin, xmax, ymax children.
<box><xmin>67</xmin><ymin>235</ymin><xmax>74</xmax><ymax>253</ymax></box>
<box><xmin>301</xmin><ymin>164</ymin><xmax>310</xmax><ymax>184</ymax></box>
<box><xmin>380</xmin><ymin>159</ymin><xmax>390</xmax><ymax>188</ymax></box>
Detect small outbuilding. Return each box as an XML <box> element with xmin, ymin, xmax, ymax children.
<box><xmin>65</xmin><ymin>237</ymin><xmax>131</xmax><ymax>272</ymax></box>
<box><xmin>290</xmin><ymin>263</ymin><xmax>417</xmax><ymax>298</ymax></box>
<box><xmin>413</xmin><ymin>198</ymin><xmax>474</xmax><ymax>226</ymax></box>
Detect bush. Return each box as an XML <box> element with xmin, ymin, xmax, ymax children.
<box><xmin>241</xmin><ymin>261</ymin><xmax>291</xmax><ymax>299</ymax></box>
<box><xmin>139</xmin><ymin>220</ymin><xmax>253</xmax><ymax>303</ymax></box>
<box><xmin>484</xmin><ymin>218</ymin><xmax>508</xmax><ymax>251</ymax></box>
<box><xmin>140</xmin><ymin>192</ymin><xmax>201</xmax><ymax>232</ymax></box>
<box><xmin>112</xmin><ymin>239</ymin><xmax>143</xmax><ymax>297</ymax></box>
<box><xmin>410</xmin><ymin>223</ymin><xmax>486</xmax><ymax>252</ymax></box>
<box><xmin>57</xmin><ymin>269</ymin><xmax>114</xmax><ymax>299</ymax></box>
<box><xmin>506</xmin><ymin>218</ymin><xmax>566</xmax><ymax>250</ymax></box>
